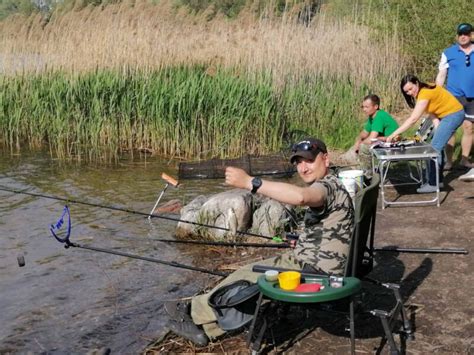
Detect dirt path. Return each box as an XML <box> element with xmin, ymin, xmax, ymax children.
<box><xmin>145</xmin><ymin>169</ymin><xmax>473</xmax><ymax>354</ymax></box>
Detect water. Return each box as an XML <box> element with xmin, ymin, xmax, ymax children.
<box><xmin>0</xmin><ymin>149</ymin><xmax>227</xmax><ymax>353</ymax></box>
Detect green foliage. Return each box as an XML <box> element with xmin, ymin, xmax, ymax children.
<box><xmin>55</xmin><ymin>0</ymin><xmax>121</xmax><ymax>11</ymax></box>
<box><xmin>386</xmin><ymin>0</ymin><xmax>471</xmax><ymax>77</ymax></box>
<box><xmin>175</xmin><ymin>0</ymin><xmax>324</xmax><ymax>19</ymax></box>
<box><xmin>0</xmin><ymin>0</ymin><xmax>322</xmax><ymax>21</ymax></box>
<box><xmin>326</xmin><ymin>0</ymin><xmax>472</xmax><ymax>78</ymax></box>
<box><xmin>0</xmin><ymin>0</ymin><xmax>126</xmax><ymax>19</ymax></box>
<box><xmin>0</xmin><ymin>0</ymin><xmax>38</xmax><ymax>20</ymax></box>
<box><xmin>174</xmin><ymin>0</ymin><xmax>247</xmax><ymax>18</ymax></box>
<box><xmin>0</xmin><ymin>67</ymin><xmax>387</xmax><ymax>160</ymax></box>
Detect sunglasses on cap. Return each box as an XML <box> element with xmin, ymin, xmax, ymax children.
<box><xmin>291</xmin><ymin>141</ymin><xmax>322</xmax><ymax>153</ymax></box>
<box><xmin>466</xmin><ymin>54</ymin><xmax>471</xmax><ymax>67</ymax></box>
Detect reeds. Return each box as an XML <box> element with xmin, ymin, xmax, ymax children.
<box><xmin>0</xmin><ymin>0</ymin><xmax>407</xmax><ymax>159</ymax></box>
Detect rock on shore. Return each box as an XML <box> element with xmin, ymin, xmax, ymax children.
<box><xmin>175</xmin><ymin>189</ymin><xmax>293</xmax><ymax>240</ymax></box>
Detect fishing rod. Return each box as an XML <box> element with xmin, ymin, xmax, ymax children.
<box><xmin>49</xmin><ymin>206</ymin><xmax>229</xmax><ymax>277</ymax></box>
<box><xmin>373</xmin><ymin>246</ymin><xmax>468</xmax><ymax>255</ymax></box>
<box><xmin>65</xmin><ymin>242</ymin><xmax>229</xmax><ymax>276</ymax></box>
<box><xmin>0</xmin><ymin>185</ymin><xmax>274</xmax><ymax>241</ymax></box>
<box><xmin>153</xmin><ymin>238</ymin><xmax>468</xmax><ymax>255</ymax></box>
<box><xmin>151</xmin><ymin>238</ymin><xmax>291</xmax><ymax>248</ymax></box>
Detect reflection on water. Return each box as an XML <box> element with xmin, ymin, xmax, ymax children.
<box><xmin>0</xmin><ymin>149</ymin><xmax>226</xmax><ymax>353</ymax></box>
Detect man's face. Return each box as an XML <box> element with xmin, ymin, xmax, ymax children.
<box><xmin>457</xmin><ymin>32</ymin><xmax>472</xmax><ymax>46</ymax></box>
<box><xmin>361</xmin><ymin>99</ymin><xmax>378</xmax><ymax>117</ymax></box>
<box><xmin>294</xmin><ymin>153</ymin><xmax>329</xmax><ymax>184</ymax></box>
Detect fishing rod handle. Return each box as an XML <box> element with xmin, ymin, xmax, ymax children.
<box><xmin>161</xmin><ymin>173</ymin><xmax>179</xmax><ymax>187</ymax></box>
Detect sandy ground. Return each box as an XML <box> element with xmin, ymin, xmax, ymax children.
<box><xmin>144</xmin><ymin>166</ymin><xmax>473</xmax><ymax>354</ymax></box>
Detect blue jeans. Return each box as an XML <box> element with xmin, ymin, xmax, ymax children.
<box><xmin>427</xmin><ymin>109</ymin><xmax>465</xmax><ymax>185</ymax></box>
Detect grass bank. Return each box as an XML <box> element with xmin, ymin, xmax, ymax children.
<box><xmin>1</xmin><ymin>67</ymin><xmax>393</xmax><ymax>160</ymax></box>
<box><xmin>0</xmin><ymin>0</ymin><xmax>406</xmax><ymax>160</ymax></box>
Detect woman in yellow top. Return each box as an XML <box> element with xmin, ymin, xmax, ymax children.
<box><xmin>387</xmin><ymin>75</ymin><xmax>465</xmax><ymax>193</ymax></box>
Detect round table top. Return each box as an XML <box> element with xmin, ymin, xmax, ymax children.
<box><xmin>257</xmin><ymin>275</ymin><xmax>361</xmax><ymax>303</ymax></box>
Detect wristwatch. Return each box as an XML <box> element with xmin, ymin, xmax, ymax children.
<box><xmin>251</xmin><ymin>177</ymin><xmax>262</xmax><ymax>194</ymax></box>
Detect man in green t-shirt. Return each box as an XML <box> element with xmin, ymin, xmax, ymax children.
<box><xmin>352</xmin><ymin>94</ymin><xmax>399</xmax><ymax>172</ymax></box>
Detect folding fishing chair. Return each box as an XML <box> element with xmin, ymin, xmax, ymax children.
<box><xmin>248</xmin><ymin>174</ymin><xmax>412</xmax><ymax>354</ymax></box>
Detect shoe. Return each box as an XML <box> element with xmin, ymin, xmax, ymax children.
<box><xmin>459</xmin><ymin>159</ymin><xmax>474</xmax><ymax>169</ymax></box>
<box><xmin>416</xmin><ymin>183</ymin><xmax>439</xmax><ymax>193</ymax></box>
<box><xmin>165</xmin><ymin>301</ymin><xmax>209</xmax><ymax>347</ymax></box>
<box><xmin>167</xmin><ymin>318</ymin><xmax>209</xmax><ymax>347</ymax></box>
<box><xmin>164</xmin><ymin>300</ymin><xmax>190</xmax><ymax>321</ymax></box>
<box><xmin>443</xmin><ymin>163</ymin><xmax>453</xmax><ymax>171</ymax></box>
<box><xmin>459</xmin><ymin>168</ymin><xmax>474</xmax><ymax>181</ymax></box>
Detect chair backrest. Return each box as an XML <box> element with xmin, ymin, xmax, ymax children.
<box><xmin>344</xmin><ymin>173</ymin><xmax>380</xmax><ymax>278</ymax></box>
<box><xmin>414</xmin><ymin>116</ymin><xmax>434</xmax><ymax>142</ymax></box>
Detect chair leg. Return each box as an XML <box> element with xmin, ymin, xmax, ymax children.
<box><xmin>250</xmin><ymin>316</ymin><xmax>268</xmax><ymax>354</ymax></box>
<box><xmin>391</xmin><ymin>286</ymin><xmax>413</xmax><ymax>338</ymax></box>
<box><xmin>349</xmin><ymin>297</ymin><xmax>356</xmax><ymax>355</ymax></box>
<box><xmin>371</xmin><ymin>283</ymin><xmax>413</xmax><ymax>355</ymax></box>
<box><xmin>372</xmin><ymin>309</ymin><xmax>400</xmax><ymax>355</ymax></box>
<box><xmin>247</xmin><ymin>292</ymin><xmax>264</xmax><ymax>347</ymax></box>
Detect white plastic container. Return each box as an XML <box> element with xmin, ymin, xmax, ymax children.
<box><xmin>265</xmin><ymin>270</ymin><xmax>279</xmax><ymax>282</ymax></box>
<box><xmin>338</xmin><ymin>169</ymin><xmax>364</xmax><ymax>196</ymax></box>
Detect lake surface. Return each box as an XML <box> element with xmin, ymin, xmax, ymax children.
<box><xmin>0</xmin><ymin>149</ymin><xmax>227</xmax><ymax>353</ymax></box>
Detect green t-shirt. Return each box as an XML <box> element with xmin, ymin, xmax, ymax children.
<box><xmin>363</xmin><ymin>109</ymin><xmax>398</xmax><ymax>137</ymax></box>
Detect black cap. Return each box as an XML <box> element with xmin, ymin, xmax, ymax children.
<box><xmin>457</xmin><ymin>23</ymin><xmax>473</xmax><ymax>35</ymax></box>
<box><xmin>289</xmin><ymin>138</ymin><xmax>327</xmax><ymax>164</ymax></box>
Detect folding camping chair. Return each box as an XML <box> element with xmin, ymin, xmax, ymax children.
<box><xmin>248</xmin><ymin>174</ymin><xmax>412</xmax><ymax>354</ymax></box>
<box><xmin>414</xmin><ymin>116</ymin><xmax>435</xmax><ymax>143</ymax></box>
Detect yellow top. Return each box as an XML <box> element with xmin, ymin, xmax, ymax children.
<box><xmin>417</xmin><ymin>85</ymin><xmax>463</xmax><ymax>118</ymax></box>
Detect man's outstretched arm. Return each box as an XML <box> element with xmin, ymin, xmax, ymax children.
<box><xmin>225</xmin><ymin>167</ymin><xmax>326</xmax><ymax>208</ymax></box>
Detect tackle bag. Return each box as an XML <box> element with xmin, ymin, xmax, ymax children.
<box><xmin>208</xmin><ymin>279</ymin><xmax>260</xmax><ymax>331</ymax></box>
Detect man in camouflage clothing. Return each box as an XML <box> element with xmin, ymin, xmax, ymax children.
<box><xmin>165</xmin><ymin>137</ymin><xmax>355</xmax><ymax>346</ymax></box>
<box><xmin>293</xmin><ymin>173</ymin><xmax>355</xmax><ymax>275</ymax></box>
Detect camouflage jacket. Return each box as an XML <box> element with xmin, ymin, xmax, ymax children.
<box><xmin>293</xmin><ymin>174</ymin><xmax>355</xmax><ymax>275</ymax></box>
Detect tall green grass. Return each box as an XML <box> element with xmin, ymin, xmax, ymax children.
<box><xmin>0</xmin><ymin>66</ymin><xmax>392</xmax><ymax>160</ymax></box>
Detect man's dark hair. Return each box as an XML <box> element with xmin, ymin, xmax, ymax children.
<box><xmin>363</xmin><ymin>94</ymin><xmax>380</xmax><ymax>107</ymax></box>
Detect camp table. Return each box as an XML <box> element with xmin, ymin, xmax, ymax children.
<box><xmin>371</xmin><ymin>143</ymin><xmax>440</xmax><ymax>209</ymax></box>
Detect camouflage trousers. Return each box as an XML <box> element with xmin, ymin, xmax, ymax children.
<box><xmin>190</xmin><ymin>253</ymin><xmax>303</xmax><ymax>339</ymax></box>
